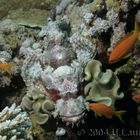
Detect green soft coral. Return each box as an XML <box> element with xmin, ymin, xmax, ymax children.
<box><xmin>84</xmin><ymin>59</ymin><xmax>124</xmax><ymax>107</ymax></box>
<box><xmin>21</xmin><ymin>87</ymin><xmax>54</xmax><ymax>125</ymax></box>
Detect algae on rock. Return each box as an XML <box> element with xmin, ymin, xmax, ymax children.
<box><xmin>0</xmin><ymin>0</ymin><xmax>58</xmax><ymax>20</ymax></box>
<box><xmin>7</xmin><ymin>9</ymin><xmax>49</xmax><ymax>27</ymax></box>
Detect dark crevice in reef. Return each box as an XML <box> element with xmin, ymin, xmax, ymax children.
<box><xmin>0</xmin><ymin>75</ymin><xmax>25</xmax><ymax>110</ymax></box>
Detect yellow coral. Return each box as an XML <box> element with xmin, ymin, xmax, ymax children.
<box><xmin>106</xmin><ymin>0</ymin><xmax>120</xmax><ymax>12</ymax></box>
<box><xmin>89</xmin><ymin>0</ymin><xmax>103</xmax><ymax>12</ymax></box>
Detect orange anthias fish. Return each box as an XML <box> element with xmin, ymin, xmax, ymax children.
<box><xmin>88</xmin><ymin>103</ymin><xmax>126</xmax><ymax>123</ymax></box>
<box><xmin>132</xmin><ymin>94</ymin><xmax>140</xmax><ymax>103</ymax></box>
<box><xmin>0</xmin><ymin>63</ymin><xmax>14</xmax><ymax>75</ymax></box>
<box><xmin>108</xmin><ymin>16</ymin><xmax>140</xmax><ymax>64</ymax></box>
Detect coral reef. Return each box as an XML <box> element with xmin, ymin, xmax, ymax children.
<box><xmin>0</xmin><ymin>19</ymin><xmax>39</xmax><ymax>87</ymax></box>
<box><xmin>0</xmin><ymin>0</ymin><xmax>140</xmax><ymax>139</ymax></box>
<box><xmin>29</xmin><ymin>113</ymin><xmax>48</xmax><ymax>140</ymax></box>
<box><xmin>0</xmin><ymin>19</ymin><xmax>39</xmax><ymax>49</ymax></box>
<box><xmin>89</xmin><ymin>18</ymin><xmax>111</xmax><ymax>35</ymax></box>
<box><xmin>131</xmin><ymin>38</ymin><xmax>140</xmax><ymax>88</ymax></box>
<box><xmin>108</xmin><ymin>22</ymin><xmax>126</xmax><ymax>53</ymax></box>
<box><xmin>120</xmin><ymin>0</ymin><xmax>140</xmax><ymax>12</ymax></box>
<box><xmin>0</xmin><ymin>35</ymin><xmax>17</xmax><ymax>87</ymax></box>
<box><xmin>20</xmin><ymin>18</ymin><xmax>88</xmax><ymax>123</ymax></box>
<box><xmin>18</xmin><ymin>0</ymin><xmax>139</xmax><ymax>127</ymax></box>
<box><xmin>0</xmin><ymin>103</ymin><xmax>33</xmax><ymax>140</ymax></box>
<box><xmin>115</xmin><ymin>37</ymin><xmax>140</xmax><ymax>88</ymax></box>
<box><xmin>56</xmin><ymin>0</ymin><xmax>74</xmax><ymax>15</ymax></box>
<box><xmin>115</xmin><ymin>58</ymin><xmax>133</xmax><ymax>75</ymax></box>
<box><xmin>62</xmin><ymin>0</ymin><xmax>131</xmax><ymax>60</ymax></box>
<box><xmin>106</xmin><ymin>9</ymin><xmax>119</xmax><ymax>28</ymax></box>
<box><xmin>84</xmin><ymin>59</ymin><xmax>124</xmax><ymax>107</ymax></box>
<box><xmin>0</xmin><ymin>19</ymin><xmax>18</xmax><ymax>32</ymax></box>
<box><xmin>7</xmin><ymin>8</ymin><xmax>49</xmax><ymax>27</ymax></box>
<box><xmin>89</xmin><ymin>0</ymin><xmax>105</xmax><ymax>13</ymax></box>
<box><xmin>53</xmin><ymin>96</ymin><xmax>86</xmax><ymax>123</ymax></box>
<box><xmin>41</xmin><ymin>62</ymin><xmax>83</xmax><ymax>96</ymax></box>
<box><xmin>19</xmin><ymin>19</ymin><xmax>84</xmax><ymax>95</ymax></box>
<box><xmin>56</xmin><ymin>127</ymin><xmax>66</xmax><ymax>137</ymax></box>
<box><xmin>0</xmin><ymin>0</ymin><xmax>58</xmax><ymax>19</ymax></box>
<box><xmin>21</xmin><ymin>87</ymin><xmax>55</xmax><ymax>125</ymax></box>
<box><xmin>106</xmin><ymin>0</ymin><xmax>120</xmax><ymax>12</ymax></box>
<box><xmin>69</xmin><ymin>21</ymin><xmax>97</xmax><ymax>65</ymax></box>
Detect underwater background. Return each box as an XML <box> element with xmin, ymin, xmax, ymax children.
<box><xmin>0</xmin><ymin>0</ymin><xmax>140</xmax><ymax>140</ymax></box>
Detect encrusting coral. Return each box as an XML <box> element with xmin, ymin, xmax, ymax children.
<box><xmin>107</xmin><ymin>22</ymin><xmax>126</xmax><ymax>53</ymax></box>
<box><xmin>131</xmin><ymin>38</ymin><xmax>140</xmax><ymax>88</ymax></box>
<box><xmin>89</xmin><ymin>0</ymin><xmax>105</xmax><ymax>13</ymax></box>
<box><xmin>20</xmin><ymin>19</ymin><xmax>85</xmax><ymax>95</ymax></box>
<box><xmin>19</xmin><ymin>0</ymin><xmax>135</xmax><ymax>124</ymax></box>
<box><xmin>69</xmin><ymin>24</ymin><xmax>97</xmax><ymax>65</ymax></box>
<box><xmin>84</xmin><ymin>59</ymin><xmax>124</xmax><ymax>107</ymax></box>
<box><xmin>106</xmin><ymin>0</ymin><xmax>120</xmax><ymax>12</ymax></box>
<box><xmin>19</xmin><ymin>17</ymin><xmax>90</xmax><ymax>124</ymax></box>
<box><xmin>64</xmin><ymin>0</ymin><xmax>137</xmax><ymax>61</ymax></box>
<box><xmin>56</xmin><ymin>0</ymin><xmax>75</xmax><ymax>15</ymax></box>
<box><xmin>0</xmin><ymin>19</ymin><xmax>39</xmax><ymax>87</ymax></box>
<box><xmin>115</xmin><ymin>37</ymin><xmax>140</xmax><ymax>88</ymax></box>
<box><xmin>0</xmin><ymin>36</ymin><xmax>18</xmax><ymax>87</ymax></box>
<box><xmin>0</xmin><ymin>0</ymin><xmax>140</xmax><ymax>139</ymax></box>
<box><xmin>21</xmin><ymin>87</ymin><xmax>55</xmax><ymax>125</ymax></box>
<box><xmin>53</xmin><ymin>96</ymin><xmax>86</xmax><ymax>124</ymax></box>
<box><xmin>0</xmin><ymin>103</ymin><xmax>33</xmax><ymax>140</ymax></box>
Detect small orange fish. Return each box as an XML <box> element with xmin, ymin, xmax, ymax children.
<box><xmin>0</xmin><ymin>63</ymin><xmax>14</xmax><ymax>75</ymax></box>
<box><xmin>88</xmin><ymin>103</ymin><xmax>126</xmax><ymax>123</ymax></box>
<box><xmin>132</xmin><ymin>94</ymin><xmax>140</xmax><ymax>103</ymax></box>
<box><xmin>109</xmin><ymin>16</ymin><xmax>140</xmax><ymax>64</ymax></box>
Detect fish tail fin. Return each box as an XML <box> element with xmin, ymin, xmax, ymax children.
<box><xmin>134</xmin><ymin>15</ymin><xmax>140</xmax><ymax>35</ymax></box>
<box><xmin>116</xmin><ymin>110</ymin><xmax>126</xmax><ymax>123</ymax></box>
